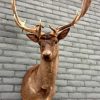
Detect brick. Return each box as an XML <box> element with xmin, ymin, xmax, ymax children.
<box><xmin>0</xmin><ymin>56</ymin><xmax>15</xmax><ymax>63</ymax></box>
<box><xmin>0</xmin><ymin>85</ymin><xmax>13</xmax><ymax>92</ymax></box>
<box><xmin>0</xmin><ymin>30</ymin><xmax>16</xmax><ymax>38</ymax></box>
<box><xmin>0</xmin><ymin>64</ymin><xmax>3</xmax><ymax>69</ymax></box>
<box><xmin>0</xmin><ymin>0</ymin><xmax>10</xmax><ymax>3</ymax></box>
<box><xmin>59</xmin><ymin>62</ymin><xmax>74</xmax><ymax>68</ymax></box>
<box><xmin>64</xmin><ymin>47</ymin><xmax>80</xmax><ymax>53</ymax></box>
<box><xmin>0</xmin><ymin>13</ymin><xmax>6</xmax><ymax>19</ymax></box>
<box><xmin>93</xmin><ymin>87</ymin><xmax>100</xmax><ymax>92</ymax></box>
<box><xmin>75</xmin><ymin>75</ymin><xmax>91</xmax><ymax>81</ymax></box>
<box><xmin>44</xmin><ymin>3</ymin><xmax>59</xmax><ymax>10</ymax></box>
<box><xmin>3</xmin><ymin>78</ymin><xmax>22</xmax><ymax>85</ymax></box>
<box><xmin>88</xmin><ymin>45</ymin><xmax>100</xmax><ymax>50</ymax></box>
<box><xmin>0</xmin><ymin>70</ymin><xmax>14</xmax><ymax>77</ymax></box>
<box><xmin>0</xmin><ymin>43</ymin><xmax>17</xmax><ymax>50</ymax></box>
<box><xmin>87</xmin><ymin>93</ymin><xmax>100</xmax><ymax>99</ymax></box>
<box><xmin>18</xmin><ymin>45</ymin><xmax>38</xmax><ymax>53</ymax></box>
<box><xmin>74</xmin><ymin>64</ymin><xmax>90</xmax><ymax>69</ymax></box>
<box><xmin>77</xmin><ymin>87</ymin><xmax>94</xmax><ymax>93</ymax></box>
<box><xmin>57</xmin><ymin>74</ymin><xmax>75</xmax><ymax>80</ymax></box>
<box><xmin>73</xmin><ymin>43</ymin><xmax>87</xmax><ymax>48</ymax></box>
<box><xmin>67</xmin><ymin>81</ymin><xmax>84</xmax><ymax>87</ymax></box>
<box><xmin>59</xmin><ymin>51</ymin><xmax>73</xmax><ymax>57</ymax></box>
<box><xmin>90</xmin><ymin>65</ymin><xmax>100</xmax><ymax>71</ymax></box>
<box><xmin>4</xmin><ymin>64</ymin><xmax>26</xmax><ymax>71</ymax></box>
<box><xmin>4</xmin><ymin>38</ymin><xmax>26</xmax><ymax>45</ymax></box>
<box><xmin>85</xmin><ymin>81</ymin><xmax>100</xmax><ymax>87</ymax></box>
<box><xmin>4</xmin><ymin>50</ymin><xmax>27</xmax><ymax>57</ymax></box>
<box><xmin>74</xmin><ymin>53</ymin><xmax>89</xmax><ymax>59</ymax></box>
<box><xmin>92</xmin><ymin>76</ymin><xmax>100</xmax><ymax>81</ymax></box>
<box><xmin>83</xmin><ymin>70</ymin><xmax>99</xmax><ymax>76</ymax></box>
<box><xmin>89</xmin><ymin>55</ymin><xmax>100</xmax><ymax>60</ymax></box>
<box><xmin>65</xmin><ymin>57</ymin><xmax>81</xmax><ymax>63</ymax></box>
<box><xmin>67</xmin><ymin>69</ymin><xmax>83</xmax><ymax>75</ymax></box>
<box><xmin>56</xmin><ymin>80</ymin><xmax>67</xmax><ymax>86</ymax></box>
<box><xmin>15</xmin><ymin>57</ymin><xmax>36</xmax><ymax>65</ymax></box>
<box><xmin>14</xmin><ymin>85</ymin><xmax>21</xmax><ymax>92</ymax></box>
<box><xmin>54</xmin><ymin>93</ymin><xmax>68</xmax><ymax>99</ymax></box>
<box><xmin>69</xmin><ymin>93</ymin><xmax>86</xmax><ymax>99</ymax></box>
<box><xmin>81</xmin><ymin>59</ymin><xmax>96</xmax><ymax>65</ymax></box>
<box><xmin>41</xmin><ymin>0</ymin><xmax>52</xmax><ymax>4</ymax></box>
<box><xmin>1</xmin><ymin>93</ymin><xmax>21</xmax><ymax>100</ymax></box>
<box><xmin>58</xmin><ymin>68</ymin><xmax>66</xmax><ymax>74</ymax></box>
<box><xmin>0</xmin><ymin>49</ymin><xmax>3</xmax><ymax>55</ymax></box>
<box><xmin>26</xmin><ymin>0</ymin><xmax>44</xmax><ymax>6</ymax></box>
<box><xmin>15</xmin><ymin>71</ymin><xmax>26</xmax><ymax>78</ymax></box>
<box><xmin>58</xmin><ymin>86</ymin><xmax>76</xmax><ymax>93</ymax></box>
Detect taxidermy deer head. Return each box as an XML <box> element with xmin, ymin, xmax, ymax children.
<box><xmin>11</xmin><ymin>0</ymin><xmax>91</xmax><ymax>100</ymax></box>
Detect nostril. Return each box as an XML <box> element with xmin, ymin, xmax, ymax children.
<box><xmin>42</xmin><ymin>51</ymin><xmax>52</xmax><ymax>60</ymax></box>
<box><xmin>43</xmin><ymin>55</ymin><xmax>49</xmax><ymax>59</ymax></box>
<box><xmin>43</xmin><ymin>53</ymin><xmax>51</xmax><ymax>58</ymax></box>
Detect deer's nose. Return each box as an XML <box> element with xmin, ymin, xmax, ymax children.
<box><xmin>42</xmin><ymin>50</ymin><xmax>52</xmax><ymax>57</ymax></box>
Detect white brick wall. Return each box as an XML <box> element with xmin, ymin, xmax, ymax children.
<box><xmin>0</xmin><ymin>0</ymin><xmax>100</xmax><ymax>100</ymax></box>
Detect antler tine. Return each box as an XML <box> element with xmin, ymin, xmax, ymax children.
<box><xmin>57</xmin><ymin>0</ymin><xmax>91</xmax><ymax>31</ymax></box>
<box><xmin>11</xmin><ymin>0</ymin><xmax>38</xmax><ymax>33</ymax></box>
<box><xmin>36</xmin><ymin>19</ymin><xmax>44</xmax><ymax>36</ymax></box>
<box><xmin>49</xmin><ymin>25</ymin><xmax>56</xmax><ymax>33</ymax></box>
<box><xmin>49</xmin><ymin>25</ymin><xmax>58</xmax><ymax>36</ymax></box>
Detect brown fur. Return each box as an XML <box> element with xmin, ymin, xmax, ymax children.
<box><xmin>11</xmin><ymin>0</ymin><xmax>91</xmax><ymax>99</ymax></box>
<box><xmin>21</xmin><ymin>34</ymin><xmax>59</xmax><ymax>100</ymax></box>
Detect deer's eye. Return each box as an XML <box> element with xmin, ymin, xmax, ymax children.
<box><xmin>54</xmin><ymin>40</ymin><xmax>58</xmax><ymax>44</ymax></box>
<box><xmin>39</xmin><ymin>41</ymin><xmax>45</xmax><ymax>48</ymax></box>
<box><xmin>55</xmin><ymin>41</ymin><xmax>58</xmax><ymax>44</ymax></box>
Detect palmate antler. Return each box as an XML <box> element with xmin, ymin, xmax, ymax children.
<box><xmin>50</xmin><ymin>0</ymin><xmax>91</xmax><ymax>34</ymax></box>
<box><xmin>11</xmin><ymin>0</ymin><xmax>43</xmax><ymax>36</ymax></box>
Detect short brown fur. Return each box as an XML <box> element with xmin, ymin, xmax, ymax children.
<box><xmin>11</xmin><ymin>0</ymin><xmax>91</xmax><ymax>99</ymax></box>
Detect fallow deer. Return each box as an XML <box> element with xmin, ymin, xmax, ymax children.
<box><xmin>11</xmin><ymin>0</ymin><xmax>91</xmax><ymax>100</ymax></box>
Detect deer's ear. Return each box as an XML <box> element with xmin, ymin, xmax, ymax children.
<box><xmin>26</xmin><ymin>34</ymin><xmax>39</xmax><ymax>42</ymax></box>
<box><xmin>57</xmin><ymin>28</ymin><xmax>70</xmax><ymax>41</ymax></box>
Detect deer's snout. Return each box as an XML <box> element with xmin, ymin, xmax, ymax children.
<box><xmin>42</xmin><ymin>50</ymin><xmax>52</xmax><ymax>60</ymax></box>
<box><xmin>43</xmin><ymin>50</ymin><xmax>52</xmax><ymax>57</ymax></box>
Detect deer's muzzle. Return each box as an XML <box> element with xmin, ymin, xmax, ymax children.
<box><xmin>42</xmin><ymin>50</ymin><xmax>52</xmax><ymax>61</ymax></box>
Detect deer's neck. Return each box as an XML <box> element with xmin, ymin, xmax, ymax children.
<box><xmin>36</xmin><ymin>53</ymin><xmax>59</xmax><ymax>90</ymax></box>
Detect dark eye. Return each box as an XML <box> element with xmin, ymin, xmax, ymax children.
<box><xmin>54</xmin><ymin>40</ymin><xmax>58</xmax><ymax>44</ymax></box>
<box><xmin>38</xmin><ymin>41</ymin><xmax>41</xmax><ymax>45</ymax></box>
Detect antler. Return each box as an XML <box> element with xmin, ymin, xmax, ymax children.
<box><xmin>11</xmin><ymin>0</ymin><xmax>43</xmax><ymax>36</ymax></box>
<box><xmin>50</xmin><ymin>0</ymin><xmax>91</xmax><ymax>34</ymax></box>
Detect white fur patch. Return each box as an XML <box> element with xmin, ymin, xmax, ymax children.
<box><xmin>28</xmin><ymin>77</ymin><xmax>36</xmax><ymax>94</ymax></box>
<box><xmin>46</xmin><ymin>97</ymin><xmax>49</xmax><ymax>100</ymax></box>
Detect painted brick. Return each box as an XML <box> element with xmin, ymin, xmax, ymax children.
<box><xmin>67</xmin><ymin>69</ymin><xmax>83</xmax><ymax>75</ymax></box>
<box><xmin>67</xmin><ymin>81</ymin><xmax>84</xmax><ymax>87</ymax></box>
<box><xmin>58</xmin><ymin>86</ymin><xmax>76</xmax><ymax>93</ymax></box>
<box><xmin>0</xmin><ymin>70</ymin><xmax>14</xmax><ymax>77</ymax></box>
<box><xmin>4</xmin><ymin>64</ymin><xmax>26</xmax><ymax>71</ymax></box>
<box><xmin>85</xmin><ymin>81</ymin><xmax>100</xmax><ymax>87</ymax></box>
<box><xmin>87</xmin><ymin>93</ymin><xmax>100</xmax><ymax>99</ymax></box>
<box><xmin>56</xmin><ymin>80</ymin><xmax>67</xmax><ymax>86</ymax></box>
<box><xmin>3</xmin><ymin>78</ymin><xmax>22</xmax><ymax>85</ymax></box>
<box><xmin>54</xmin><ymin>93</ymin><xmax>69</xmax><ymax>99</ymax></box>
<box><xmin>1</xmin><ymin>93</ymin><xmax>21</xmax><ymax>100</ymax></box>
<box><xmin>77</xmin><ymin>87</ymin><xmax>94</xmax><ymax>93</ymax></box>
<box><xmin>69</xmin><ymin>93</ymin><xmax>86</xmax><ymax>99</ymax></box>
<box><xmin>0</xmin><ymin>85</ymin><xmax>13</xmax><ymax>92</ymax></box>
<box><xmin>0</xmin><ymin>0</ymin><xmax>100</xmax><ymax>100</ymax></box>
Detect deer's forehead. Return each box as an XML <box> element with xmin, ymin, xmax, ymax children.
<box><xmin>40</xmin><ymin>34</ymin><xmax>56</xmax><ymax>40</ymax></box>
